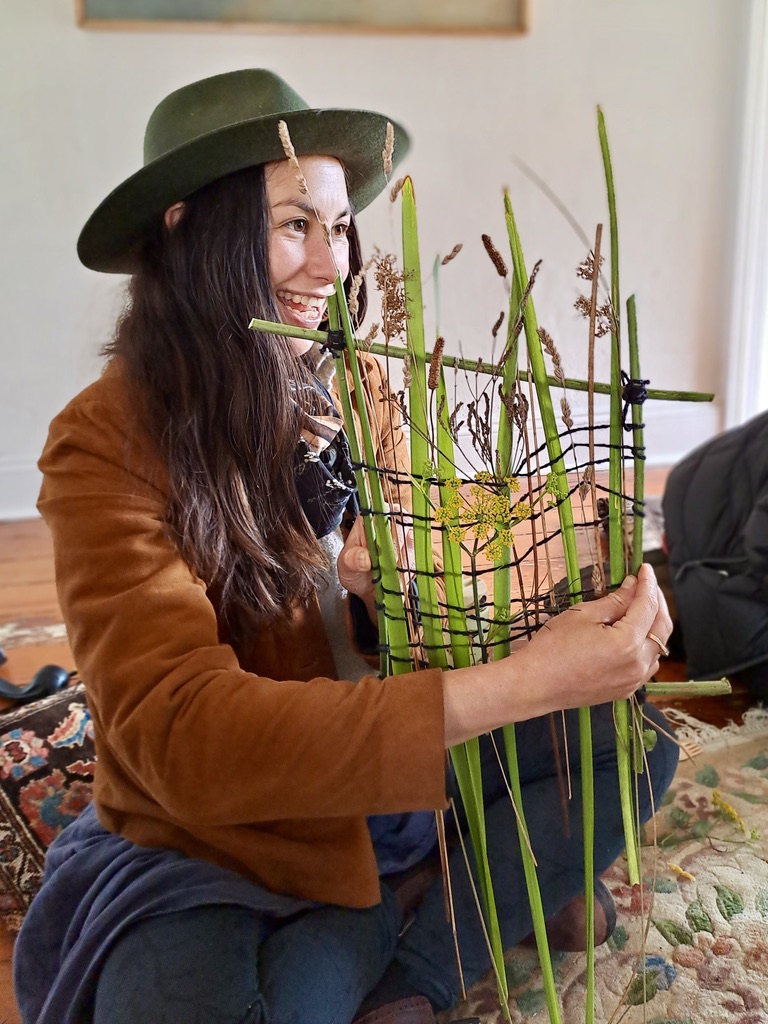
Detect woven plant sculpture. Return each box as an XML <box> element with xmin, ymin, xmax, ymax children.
<box><xmin>250</xmin><ymin>111</ymin><xmax>728</xmax><ymax>1023</ymax></box>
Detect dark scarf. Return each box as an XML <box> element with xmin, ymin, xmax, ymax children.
<box><xmin>295</xmin><ymin>379</ymin><xmax>357</xmax><ymax>539</ymax></box>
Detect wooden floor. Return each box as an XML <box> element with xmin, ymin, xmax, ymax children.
<box><xmin>0</xmin><ymin>466</ymin><xmax>754</xmax><ymax>1022</ymax></box>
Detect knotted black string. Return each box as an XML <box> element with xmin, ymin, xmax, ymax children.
<box><xmin>320</xmin><ymin>329</ymin><xmax>346</xmax><ymax>355</ymax></box>
<box><xmin>621</xmin><ymin>370</ymin><xmax>649</xmax><ymax>432</ymax></box>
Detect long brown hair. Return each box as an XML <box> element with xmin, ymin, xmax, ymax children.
<box><xmin>106</xmin><ymin>163</ymin><xmax>367</xmax><ymax>639</ymax></box>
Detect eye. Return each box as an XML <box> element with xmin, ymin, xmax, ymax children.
<box><xmin>333</xmin><ymin>221</ymin><xmax>350</xmax><ymax>237</ymax></box>
<box><xmin>286</xmin><ymin>218</ymin><xmax>308</xmax><ymax>232</ymax></box>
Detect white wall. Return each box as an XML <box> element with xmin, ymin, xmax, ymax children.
<box><xmin>0</xmin><ymin>0</ymin><xmax>748</xmax><ymax>519</ymax></box>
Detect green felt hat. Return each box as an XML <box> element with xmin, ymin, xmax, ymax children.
<box><xmin>77</xmin><ymin>69</ymin><xmax>410</xmax><ymax>274</ymax></box>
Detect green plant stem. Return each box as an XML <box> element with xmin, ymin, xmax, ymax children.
<box><xmin>627</xmin><ymin>296</ymin><xmax>648</xmax><ymax>775</ymax></box>
<box><xmin>644</xmin><ymin>679</ymin><xmax>732</xmax><ymax>696</ymax></box>
<box><xmin>247</xmin><ymin>321</ymin><xmax>713</xmax><ymax>403</ymax></box>
<box><xmin>401</xmin><ymin>178</ymin><xmax>447</xmax><ymax>672</ymax></box>
<box><xmin>627</xmin><ymin>296</ymin><xmax>644</xmax><ymax>572</ymax></box>
<box><xmin>502</xmin><ymin>723</ymin><xmax>561</xmax><ymax>1024</ymax></box>
<box><xmin>505</xmin><ymin>190</ymin><xmax>585</xmax><ymax>1024</ymax></box>
<box><xmin>325</xmin><ymin>297</ymin><xmax>388</xmax><ymax>676</ymax></box>
<box><xmin>598</xmin><ymin>108</ymin><xmax>640</xmax><ymax>893</ymax></box>
<box><xmin>327</xmin><ymin>288</ymin><xmax>412</xmax><ymax>675</ymax></box>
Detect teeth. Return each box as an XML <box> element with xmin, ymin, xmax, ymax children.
<box><xmin>277</xmin><ymin>291</ymin><xmax>324</xmax><ymax>309</ymax></box>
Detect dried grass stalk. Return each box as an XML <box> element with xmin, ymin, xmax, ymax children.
<box><xmin>382</xmin><ymin>122</ymin><xmax>395</xmax><ymax>176</ymax></box>
<box><xmin>277</xmin><ymin>120</ymin><xmax>309</xmax><ymax>195</ymax></box>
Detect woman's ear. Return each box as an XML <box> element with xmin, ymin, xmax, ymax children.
<box><xmin>164</xmin><ymin>202</ymin><xmax>186</xmax><ymax>231</ymax></box>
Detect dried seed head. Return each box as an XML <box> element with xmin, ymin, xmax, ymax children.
<box><xmin>441</xmin><ymin>243</ymin><xmax>463</xmax><ymax>266</ymax></box>
<box><xmin>596</xmin><ymin>302</ymin><xmax>618</xmax><ymax>337</ymax></box>
<box><xmin>362</xmin><ymin>322</ymin><xmax>379</xmax><ymax>348</ymax></box>
<box><xmin>537</xmin><ymin>326</ymin><xmax>556</xmax><ymax>358</ymax></box>
<box><xmin>499</xmin><ymin>386</ymin><xmax>529</xmax><ymax>432</ymax></box>
<box><xmin>428</xmin><ymin>336</ymin><xmax>445</xmax><ymax>390</ymax></box>
<box><xmin>578</xmin><ymin>465</ymin><xmax>593</xmax><ymax>498</ymax></box>
<box><xmin>575</xmin><ymin>293</ymin><xmax>618</xmax><ymax>338</ymax></box>
<box><xmin>560</xmin><ymin>396</ymin><xmax>573</xmax><ymax>429</ymax></box>
<box><xmin>491</xmin><ymin>311</ymin><xmax>505</xmax><ymax>338</ymax></box>
<box><xmin>513</xmin><ymin>391</ymin><xmax>529</xmax><ymax>430</ymax></box>
<box><xmin>277</xmin><ymin>119</ymin><xmax>297</xmax><ymax>162</ymax></box>
<box><xmin>348</xmin><ymin>257</ymin><xmax>373</xmax><ymax>319</ymax></box>
<box><xmin>277</xmin><ymin>120</ymin><xmax>309</xmax><ymax>194</ymax></box>
<box><xmin>403</xmin><ymin>353</ymin><xmax>412</xmax><ymax>387</ymax></box>
<box><xmin>389</xmin><ymin>177</ymin><xmax>405</xmax><ymax>202</ymax></box>
<box><xmin>449</xmin><ymin>401</ymin><xmax>464</xmax><ymax>442</ymax></box>
<box><xmin>373</xmin><ymin>253</ymin><xmax>408</xmax><ymax>343</ymax></box>
<box><xmin>577</xmin><ymin>251</ymin><xmax>603</xmax><ymax>281</ymax></box>
<box><xmin>481</xmin><ymin>234</ymin><xmax>508</xmax><ymax>278</ymax></box>
<box><xmin>382</xmin><ymin>122</ymin><xmax>395</xmax><ymax>177</ymax></box>
<box><xmin>574</xmin><ymin>295</ymin><xmax>592</xmax><ymax>318</ymax></box>
<box><xmin>591</xmin><ymin>562</ymin><xmax>605</xmax><ymax>596</ymax></box>
<box><xmin>348</xmin><ymin>277</ymin><xmax>362</xmax><ymax>319</ymax></box>
<box><xmin>538</xmin><ymin>327</ymin><xmax>565</xmax><ymax>384</ymax></box>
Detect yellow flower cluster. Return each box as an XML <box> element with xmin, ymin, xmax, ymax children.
<box><xmin>433</xmin><ymin>472</ymin><xmax>529</xmax><ymax>553</ymax></box>
<box><xmin>545</xmin><ymin>471</ymin><xmax>567</xmax><ymax>506</ymax></box>
<box><xmin>712</xmin><ymin>790</ymin><xmax>747</xmax><ymax>834</ymax></box>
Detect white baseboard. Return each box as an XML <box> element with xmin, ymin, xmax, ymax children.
<box><xmin>0</xmin><ymin>457</ymin><xmax>42</xmax><ymax>522</ymax></box>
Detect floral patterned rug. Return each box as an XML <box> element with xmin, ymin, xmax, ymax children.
<box><xmin>439</xmin><ymin>708</ymin><xmax>768</xmax><ymax>1024</ymax></box>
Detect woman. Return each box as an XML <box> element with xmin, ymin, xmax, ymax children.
<box><xmin>14</xmin><ymin>69</ymin><xmax>677</xmax><ymax>1024</ymax></box>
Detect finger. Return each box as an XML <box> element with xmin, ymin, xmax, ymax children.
<box><xmin>652</xmin><ymin>578</ymin><xmax>673</xmax><ymax>637</ymax></box>
<box><xmin>353</xmin><ymin>548</ymin><xmax>372</xmax><ymax>572</ymax></box>
<box><xmin>577</xmin><ymin>573</ymin><xmax>639</xmax><ymax>626</ymax></box>
<box><xmin>618</xmin><ymin>563</ymin><xmax>661</xmax><ymax>637</ymax></box>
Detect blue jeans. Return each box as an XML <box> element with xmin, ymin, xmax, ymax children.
<box><xmin>93</xmin><ymin>703</ymin><xmax>678</xmax><ymax>1023</ymax></box>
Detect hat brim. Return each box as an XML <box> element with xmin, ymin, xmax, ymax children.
<box><xmin>77</xmin><ymin>108</ymin><xmax>409</xmax><ymax>274</ymax></box>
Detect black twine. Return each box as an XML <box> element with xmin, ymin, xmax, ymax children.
<box><xmin>320</xmin><ymin>329</ymin><xmax>346</xmax><ymax>355</ymax></box>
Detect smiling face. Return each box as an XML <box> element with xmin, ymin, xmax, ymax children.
<box><xmin>265</xmin><ymin>155</ymin><xmax>352</xmax><ymax>355</ymax></box>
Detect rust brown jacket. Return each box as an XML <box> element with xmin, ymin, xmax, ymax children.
<box><xmin>38</xmin><ymin>354</ymin><xmax>447</xmax><ymax>909</ymax></box>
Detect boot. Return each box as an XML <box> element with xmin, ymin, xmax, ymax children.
<box><xmin>521</xmin><ymin>878</ymin><xmax>617</xmax><ymax>952</ymax></box>
<box><xmin>352</xmin><ymin>996</ymin><xmax>436</xmax><ymax>1024</ymax></box>
<box><xmin>352</xmin><ymin>996</ymin><xmax>480</xmax><ymax>1024</ymax></box>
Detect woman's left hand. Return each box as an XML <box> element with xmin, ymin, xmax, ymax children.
<box><xmin>337</xmin><ymin>514</ymin><xmax>376</xmax><ymax>617</ymax></box>
<box><xmin>337</xmin><ymin>508</ymin><xmax>414</xmax><ymax>623</ymax></box>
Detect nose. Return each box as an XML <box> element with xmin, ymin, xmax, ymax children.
<box><xmin>307</xmin><ymin>226</ymin><xmax>345</xmax><ymax>285</ymax></box>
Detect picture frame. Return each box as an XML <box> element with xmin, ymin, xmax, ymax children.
<box><xmin>74</xmin><ymin>0</ymin><xmax>528</xmax><ymax>36</ymax></box>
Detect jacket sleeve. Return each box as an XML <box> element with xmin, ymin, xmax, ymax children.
<box><xmin>38</xmin><ymin>392</ymin><xmax>447</xmax><ymax>829</ymax></box>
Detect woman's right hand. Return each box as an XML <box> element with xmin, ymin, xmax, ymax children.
<box><xmin>518</xmin><ymin>563</ymin><xmax>672</xmax><ymax>712</ymax></box>
<box><xmin>442</xmin><ymin>563</ymin><xmax>673</xmax><ymax>747</ymax></box>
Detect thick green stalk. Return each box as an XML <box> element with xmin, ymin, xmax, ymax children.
<box><xmin>492</xmin><ymin>219</ymin><xmax>560</xmax><ymax>1024</ymax></box>
<box><xmin>248</xmin><ymin>319</ymin><xmax>714</xmax><ymax>403</ymax></box>
<box><xmin>598</xmin><ymin>107</ymin><xmax>625</xmax><ymax>584</ymax></box>
<box><xmin>598</xmin><ymin>109</ymin><xmax>640</xmax><ymax>886</ymax></box>
<box><xmin>327</xmin><ymin>287</ymin><xmax>412</xmax><ymax>675</ymax></box>
<box><xmin>401</xmin><ymin>178</ymin><xmax>447</xmax><ymax>671</ymax></box>
<box><xmin>435</xmin><ymin>376</ymin><xmax>473</xmax><ymax>673</ymax></box>
<box><xmin>644</xmin><ymin>679</ymin><xmax>732</xmax><ymax>696</ymax></box>
<box><xmin>627</xmin><ymin>296</ymin><xmax>644</xmax><ymax>572</ymax></box>
<box><xmin>505</xmin><ymin>191</ymin><xmax>596</xmax><ymax>1022</ymax></box>
<box><xmin>325</xmin><ymin>297</ymin><xmax>389</xmax><ymax>676</ymax></box>
<box><xmin>492</xmin><ymin>238</ymin><xmax>525</xmax><ymax>661</ymax></box>
<box><xmin>627</xmin><ymin>296</ymin><xmax>649</xmax><ymax>774</ymax></box>
<box><xmin>427</xmin><ymin>254</ymin><xmax>511</xmax><ymax>999</ymax></box>
<box><xmin>502</xmin><ymin>721</ymin><xmax>561</xmax><ymax>1023</ymax></box>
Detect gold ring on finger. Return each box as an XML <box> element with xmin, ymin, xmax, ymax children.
<box><xmin>647</xmin><ymin>631</ymin><xmax>670</xmax><ymax>658</ymax></box>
